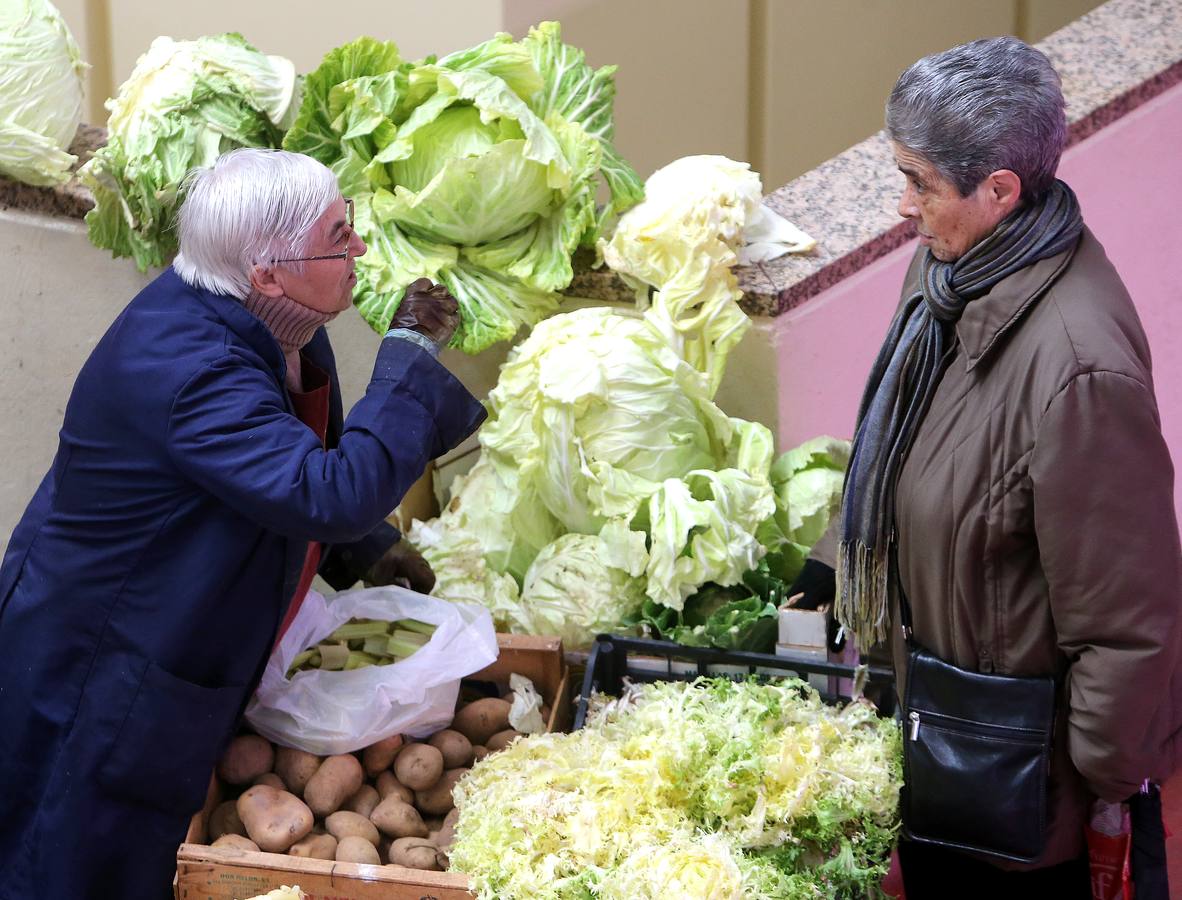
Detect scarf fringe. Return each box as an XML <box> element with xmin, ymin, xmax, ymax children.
<box><xmin>835</xmin><ymin>539</ymin><xmax>892</xmax><ymax>649</ymax></box>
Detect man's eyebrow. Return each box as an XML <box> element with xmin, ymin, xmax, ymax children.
<box><xmin>897</xmin><ymin>163</ymin><xmax>923</xmax><ymax>182</ymax></box>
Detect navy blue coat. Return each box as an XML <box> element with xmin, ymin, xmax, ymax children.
<box><xmin>0</xmin><ymin>268</ymin><xmax>485</xmax><ymax>898</ymax></box>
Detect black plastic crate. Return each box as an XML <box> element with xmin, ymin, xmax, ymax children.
<box><xmin>573</xmin><ymin>634</ymin><xmax>896</xmax><ymax>729</ymax></box>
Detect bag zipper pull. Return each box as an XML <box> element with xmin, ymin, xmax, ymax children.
<box><xmin>909</xmin><ymin>711</ymin><xmax>921</xmax><ymax>741</ymax></box>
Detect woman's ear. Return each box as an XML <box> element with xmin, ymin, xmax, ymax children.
<box><xmin>987</xmin><ymin>169</ymin><xmax>1024</xmax><ymax>216</ymax></box>
<box><xmin>249</xmin><ymin>263</ymin><xmax>286</xmax><ymax>298</ymax></box>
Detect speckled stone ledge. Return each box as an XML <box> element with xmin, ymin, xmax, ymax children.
<box><xmin>3</xmin><ymin>0</ymin><xmax>1179</xmax><ymax>317</ymax></box>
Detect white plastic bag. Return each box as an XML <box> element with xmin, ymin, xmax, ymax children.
<box><xmin>246</xmin><ymin>586</ymin><xmax>498</xmax><ymax>755</ymax></box>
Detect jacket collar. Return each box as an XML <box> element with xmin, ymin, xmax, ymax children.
<box><xmin>955</xmin><ymin>236</ymin><xmax>1079</xmax><ymax>371</ymax></box>
<box><xmin>902</xmin><ymin>231</ymin><xmax>1082</xmax><ymax>372</ymax></box>
<box><xmin>166</xmin><ymin>267</ymin><xmax>288</xmax><ymax>382</ymax></box>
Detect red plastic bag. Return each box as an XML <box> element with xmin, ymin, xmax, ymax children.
<box><xmin>1087</xmin><ymin>799</ymin><xmax>1133</xmax><ymax>900</ymax></box>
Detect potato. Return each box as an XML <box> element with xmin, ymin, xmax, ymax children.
<box><xmin>471</xmin><ymin>745</ymin><xmax>490</xmax><ymax>762</ymax></box>
<box><xmin>414</xmin><ymin>767</ymin><xmax>467</xmax><ymax>817</ymax></box>
<box><xmin>343</xmin><ymin>784</ymin><xmax>380</xmax><ymax>818</ymax></box>
<box><xmin>375</xmin><ymin>771</ymin><xmax>415</xmax><ymax>804</ymax></box>
<box><xmin>217</xmin><ymin>734</ymin><xmax>275</xmax><ymax>785</ymax></box>
<box><xmin>288</xmin><ymin>832</ymin><xmax>337</xmax><ymax>860</ymax></box>
<box><xmin>253</xmin><ymin>772</ymin><xmax>286</xmax><ymax>790</ymax></box>
<box><xmin>369</xmin><ymin>797</ymin><xmax>428</xmax><ymax>838</ymax></box>
<box><xmin>428</xmin><ymin>729</ymin><xmax>474</xmax><ymax>768</ymax></box>
<box><xmin>393</xmin><ymin>743</ymin><xmax>443</xmax><ymax>792</ymax></box>
<box><xmin>336</xmin><ymin>835</ymin><xmax>381</xmax><ymax>864</ymax></box>
<box><xmin>451</xmin><ymin>697</ymin><xmax>511</xmax><ymax>745</ymax></box>
<box><xmin>236</xmin><ymin>785</ymin><xmax>314</xmax><ymax>853</ymax></box>
<box><xmin>274</xmin><ymin>747</ymin><xmax>321</xmax><ymax>798</ymax></box>
<box><xmin>361</xmin><ymin>734</ymin><xmax>405</xmax><ymax>776</ymax></box>
<box><xmin>486</xmin><ymin>729</ymin><xmax>524</xmax><ymax>753</ymax></box>
<box><xmin>211</xmin><ymin>833</ymin><xmax>259</xmax><ymax>852</ymax></box>
<box><xmin>208</xmin><ymin>800</ymin><xmax>246</xmax><ymax>841</ymax></box>
<box><xmin>304</xmin><ymin>754</ymin><xmax>364</xmax><ymax>817</ymax></box>
<box><xmin>326</xmin><ymin>810</ymin><xmax>381</xmax><ymax>847</ymax></box>
<box><xmin>436</xmin><ymin>808</ymin><xmax>460</xmax><ymax>853</ymax></box>
<box><xmin>388</xmin><ymin>836</ymin><xmax>446</xmax><ymax>870</ymax></box>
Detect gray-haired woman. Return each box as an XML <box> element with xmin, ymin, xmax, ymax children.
<box><xmin>796</xmin><ymin>36</ymin><xmax>1180</xmax><ymax>896</ymax></box>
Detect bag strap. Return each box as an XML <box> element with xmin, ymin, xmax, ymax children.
<box><xmin>890</xmin><ymin>533</ymin><xmax>916</xmax><ymax>647</ymax></box>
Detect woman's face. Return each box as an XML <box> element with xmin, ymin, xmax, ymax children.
<box><xmin>892</xmin><ymin>143</ymin><xmax>1007</xmax><ymax>263</ymax></box>
<box><xmin>276</xmin><ymin>197</ymin><xmax>367</xmax><ymax>314</ymax></box>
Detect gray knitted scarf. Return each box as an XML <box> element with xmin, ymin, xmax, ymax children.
<box><xmin>836</xmin><ymin>179</ymin><xmax>1082</xmax><ymax>647</ymax></box>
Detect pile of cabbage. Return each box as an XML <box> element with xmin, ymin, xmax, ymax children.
<box><xmin>282</xmin><ymin>21</ymin><xmax>642</xmax><ymax>353</ymax></box>
<box><xmin>450</xmin><ymin>677</ymin><xmax>902</xmax><ymax>899</ymax></box>
<box><xmin>0</xmin><ymin>0</ymin><xmax>86</xmax><ymax>187</ymax></box>
<box><xmin>410</xmin><ymin>156</ymin><xmax>827</xmax><ymax>649</ymax></box>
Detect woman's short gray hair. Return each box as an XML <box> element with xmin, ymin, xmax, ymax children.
<box><xmin>886</xmin><ymin>36</ymin><xmax>1067</xmax><ymax>201</ymax></box>
<box><xmin>173</xmin><ymin>148</ymin><xmax>339</xmax><ymax>299</ymax></box>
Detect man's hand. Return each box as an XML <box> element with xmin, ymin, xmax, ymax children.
<box><xmin>390</xmin><ymin>278</ymin><xmax>460</xmax><ymax>347</ymax></box>
<box><xmin>364</xmin><ymin>540</ymin><xmax>436</xmax><ymax>594</ymax></box>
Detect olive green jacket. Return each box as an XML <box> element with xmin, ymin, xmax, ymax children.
<box><xmin>815</xmin><ymin>225</ymin><xmax>1182</xmax><ymax>868</ymax></box>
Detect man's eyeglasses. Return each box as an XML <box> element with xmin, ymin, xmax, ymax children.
<box><xmin>270</xmin><ymin>198</ymin><xmax>355</xmax><ymax>265</ymax></box>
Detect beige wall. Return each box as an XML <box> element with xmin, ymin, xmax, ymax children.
<box><xmin>55</xmin><ymin>0</ymin><xmax>1103</xmax><ymax>189</ymax></box>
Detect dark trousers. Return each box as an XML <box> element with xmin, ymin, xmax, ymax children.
<box><xmin>898</xmin><ymin>839</ymin><xmax>1091</xmax><ymax>899</ymax></box>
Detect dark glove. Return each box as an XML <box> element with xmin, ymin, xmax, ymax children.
<box><xmin>787</xmin><ymin>558</ymin><xmax>844</xmax><ymax>651</ymax></box>
<box><xmin>364</xmin><ymin>539</ymin><xmax>436</xmax><ymax>594</ymax></box>
<box><xmin>390</xmin><ymin>277</ymin><xmax>460</xmax><ymax>346</ymax></box>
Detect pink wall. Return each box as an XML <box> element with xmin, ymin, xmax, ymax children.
<box><xmin>775</xmin><ymin>79</ymin><xmax>1182</xmax><ymax>517</ymax></box>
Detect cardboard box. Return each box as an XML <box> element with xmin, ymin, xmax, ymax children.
<box><xmin>176</xmin><ymin>634</ymin><xmax>569</xmax><ymax>900</ymax></box>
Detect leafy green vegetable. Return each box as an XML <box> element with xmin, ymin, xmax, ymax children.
<box><xmin>758</xmin><ymin>436</ymin><xmax>851</xmax><ymax>583</ymax></box>
<box><xmin>450</xmin><ymin>678</ymin><xmax>902</xmax><ymax>899</ymax></box>
<box><xmin>0</xmin><ymin>0</ymin><xmax>86</xmax><ymax>187</ymax></box>
<box><xmin>631</xmin><ymin>557</ymin><xmax>800</xmax><ymax>653</ymax></box>
<box><xmin>80</xmin><ymin>33</ymin><xmax>296</xmax><ymax>270</ymax></box>
<box><xmin>283</xmin><ymin>22</ymin><xmax>642</xmax><ymax>354</ymax></box>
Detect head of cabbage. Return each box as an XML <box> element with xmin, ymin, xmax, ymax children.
<box><xmin>0</xmin><ymin>0</ymin><xmax>86</xmax><ymax>187</ymax></box>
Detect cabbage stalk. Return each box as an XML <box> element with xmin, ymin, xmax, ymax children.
<box><xmin>0</xmin><ymin>0</ymin><xmax>86</xmax><ymax>187</ymax></box>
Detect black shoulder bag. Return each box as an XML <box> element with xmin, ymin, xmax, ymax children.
<box><xmin>897</xmin><ymin>572</ymin><xmax>1057</xmax><ymax>863</ymax></box>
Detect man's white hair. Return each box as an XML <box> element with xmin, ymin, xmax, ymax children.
<box><xmin>173</xmin><ymin>148</ymin><xmax>339</xmax><ymax>299</ymax></box>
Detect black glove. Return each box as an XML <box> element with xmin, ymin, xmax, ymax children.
<box><xmin>787</xmin><ymin>558</ymin><xmax>843</xmax><ymax>651</ymax></box>
<box><xmin>390</xmin><ymin>277</ymin><xmax>460</xmax><ymax>346</ymax></box>
<box><xmin>364</xmin><ymin>540</ymin><xmax>436</xmax><ymax>594</ymax></box>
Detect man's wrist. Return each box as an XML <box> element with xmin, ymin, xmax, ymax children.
<box><xmin>384</xmin><ymin>327</ymin><xmax>440</xmax><ymax>358</ymax></box>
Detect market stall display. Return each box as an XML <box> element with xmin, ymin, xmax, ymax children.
<box><xmin>410</xmin><ymin>156</ymin><xmax>826</xmax><ymax>651</ymax></box>
<box><xmin>176</xmin><ymin>634</ymin><xmax>570</xmax><ymax>899</ymax></box>
<box><xmin>452</xmin><ymin>664</ymin><xmax>901</xmax><ymax>899</ymax></box>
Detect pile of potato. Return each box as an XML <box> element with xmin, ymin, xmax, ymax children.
<box><xmin>207</xmin><ymin>694</ymin><xmax>543</xmax><ymax>870</ymax></box>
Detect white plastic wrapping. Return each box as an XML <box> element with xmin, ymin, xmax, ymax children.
<box><xmin>246</xmin><ymin>586</ymin><xmax>498</xmax><ymax>755</ymax></box>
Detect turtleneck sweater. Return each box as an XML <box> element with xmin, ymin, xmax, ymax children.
<box><xmin>241</xmin><ymin>291</ymin><xmax>337</xmax><ymax>392</ymax></box>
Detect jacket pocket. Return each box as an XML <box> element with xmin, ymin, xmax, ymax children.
<box><xmin>97</xmin><ymin>659</ymin><xmax>245</xmax><ymax>815</ymax></box>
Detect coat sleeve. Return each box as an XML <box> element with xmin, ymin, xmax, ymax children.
<box><xmin>166</xmin><ymin>338</ymin><xmax>486</xmax><ymax>545</ymax></box>
<box><xmin>1031</xmin><ymin>369</ymin><xmax>1182</xmax><ymax>801</ymax></box>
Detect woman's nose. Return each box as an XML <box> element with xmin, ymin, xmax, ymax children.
<box><xmin>898</xmin><ymin>186</ymin><xmax>919</xmax><ymax>220</ymax></box>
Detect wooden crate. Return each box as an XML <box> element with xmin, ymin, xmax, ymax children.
<box><xmin>177</xmin><ymin>634</ymin><xmax>568</xmax><ymax>900</ymax></box>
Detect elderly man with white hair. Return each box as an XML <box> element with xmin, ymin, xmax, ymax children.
<box><xmin>0</xmin><ymin>148</ymin><xmax>485</xmax><ymax>898</ymax></box>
